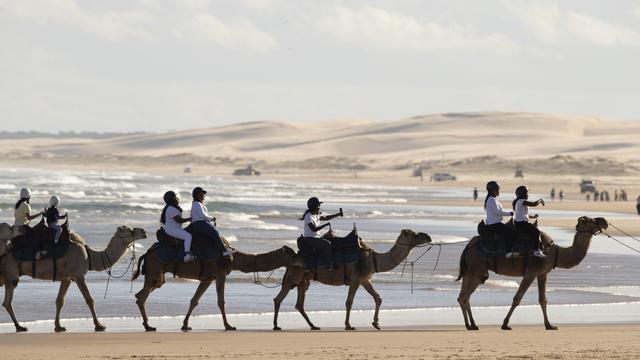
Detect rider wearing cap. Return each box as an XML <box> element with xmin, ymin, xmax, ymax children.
<box><xmin>45</xmin><ymin>195</ymin><xmax>68</xmax><ymax>244</ymax></box>
<box><xmin>484</xmin><ymin>181</ymin><xmax>517</xmax><ymax>257</ymax></box>
<box><xmin>160</xmin><ymin>191</ymin><xmax>194</xmax><ymax>262</ymax></box>
<box><xmin>512</xmin><ymin>186</ymin><xmax>546</xmax><ymax>258</ymax></box>
<box><xmin>190</xmin><ymin>187</ymin><xmax>232</xmax><ymax>258</ymax></box>
<box><xmin>300</xmin><ymin>197</ymin><xmax>343</xmax><ymax>271</ymax></box>
<box><xmin>14</xmin><ymin>187</ymin><xmax>43</xmax><ymax>236</ymax></box>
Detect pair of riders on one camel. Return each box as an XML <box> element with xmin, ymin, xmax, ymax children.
<box><xmin>483</xmin><ymin>181</ymin><xmax>546</xmax><ymax>258</ymax></box>
<box><xmin>13</xmin><ymin>188</ymin><xmax>69</xmax><ymax>260</ymax></box>
<box><xmin>159</xmin><ymin>187</ymin><xmax>233</xmax><ymax>263</ymax></box>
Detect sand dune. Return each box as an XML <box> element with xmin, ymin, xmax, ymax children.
<box><xmin>2</xmin><ymin>112</ymin><xmax>640</xmax><ymax>165</ymax></box>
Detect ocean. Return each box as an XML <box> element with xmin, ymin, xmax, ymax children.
<box><xmin>1</xmin><ymin>168</ymin><xmax>639</xmax><ymax>332</ymax></box>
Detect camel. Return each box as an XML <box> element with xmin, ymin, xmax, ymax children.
<box><xmin>456</xmin><ymin>216</ymin><xmax>608</xmax><ymax>331</ymax></box>
<box><xmin>0</xmin><ymin>222</ymin><xmax>147</xmax><ymax>332</ymax></box>
<box><xmin>132</xmin><ymin>242</ymin><xmax>297</xmax><ymax>331</ymax></box>
<box><xmin>272</xmin><ymin>229</ymin><xmax>431</xmax><ymax>331</ymax></box>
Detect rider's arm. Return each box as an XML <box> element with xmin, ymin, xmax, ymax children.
<box><xmin>173</xmin><ymin>215</ymin><xmax>192</xmax><ymax>224</ymax></box>
<box><xmin>320</xmin><ymin>212</ymin><xmax>341</xmax><ymax>221</ymax></box>
<box><xmin>487</xmin><ymin>197</ymin><xmax>512</xmax><ymax>216</ymax></box>
<box><xmin>523</xmin><ymin>199</ymin><xmax>545</xmax><ymax>207</ymax></box>
<box><xmin>26</xmin><ymin>212</ymin><xmax>42</xmax><ymax>220</ymax></box>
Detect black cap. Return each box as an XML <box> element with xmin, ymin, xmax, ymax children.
<box><xmin>192</xmin><ymin>187</ymin><xmax>207</xmax><ymax>198</ymax></box>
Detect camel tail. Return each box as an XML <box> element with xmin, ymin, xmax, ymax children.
<box><xmin>132</xmin><ymin>253</ymin><xmax>146</xmax><ymax>281</ymax></box>
<box><xmin>456</xmin><ymin>244</ymin><xmax>470</xmax><ymax>281</ymax></box>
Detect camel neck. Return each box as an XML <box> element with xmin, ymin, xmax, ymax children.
<box><xmin>374</xmin><ymin>242</ymin><xmax>414</xmax><ymax>273</ymax></box>
<box><xmin>555</xmin><ymin>231</ymin><xmax>592</xmax><ymax>269</ymax></box>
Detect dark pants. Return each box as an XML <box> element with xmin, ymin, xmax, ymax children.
<box><xmin>190</xmin><ymin>221</ymin><xmax>228</xmax><ymax>253</ymax></box>
<box><xmin>304</xmin><ymin>236</ymin><xmax>333</xmax><ymax>265</ymax></box>
<box><xmin>637</xmin><ymin>203</ymin><xmax>640</xmax><ymax>215</ymax></box>
<box><xmin>515</xmin><ymin>221</ymin><xmax>541</xmax><ymax>251</ymax></box>
<box><xmin>485</xmin><ymin>222</ymin><xmax>516</xmax><ymax>252</ymax></box>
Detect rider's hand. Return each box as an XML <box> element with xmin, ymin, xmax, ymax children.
<box><xmin>510</xmin><ymin>211</ymin><xmax>514</xmax><ymax>216</ymax></box>
<box><xmin>339</xmin><ymin>208</ymin><xmax>344</xmax><ymax>217</ymax></box>
<box><xmin>533</xmin><ymin>214</ymin><xmax>539</xmax><ymax>218</ymax></box>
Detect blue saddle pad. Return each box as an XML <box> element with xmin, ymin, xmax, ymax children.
<box><xmin>152</xmin><ymin>242</ymin><xmax>221</xmax><ymax>264</ymax></box>
<box><xmin>299</xmin><ymin>249</ymin><xmax>361</xmax><ymax>268</ymax></box>
<box><xmin>12</xmin><ymin>242</ymin><xmax>70</xmax><ymax>262</ymax></box>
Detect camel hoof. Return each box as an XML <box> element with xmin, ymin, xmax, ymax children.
<box><xmin>54</xmin><ymin>326</ymin><xmax>67</xmax><ymax>333</ymax></box>
<box><xmin>345</xmin><ymin>326</ymin><xmax>356</xmax><ymax>331</ymax></box>
<box><xmin>311</xmin><ymin>326</ymin><xmax>321</xmax><ymax>331</ymax></box>
<box><xmin>225</xmin><ymin>326</ymin><xmax>237</xmax><ymax>331</ymax></box>
<box><xmin>16</xmin><ymin>326</ymin><xmax>28</xmax><ymax>333</ymax></box>
<box><xmin>501</xmin><ymin>325</ymin><xmax>512</xmax><ymax>331</ymax></box>
<box><xmin>372</xmin><ymin>322</ymin><xmax>380</xmax><ymax>330</ymax></box>
<box><xmin>546</xmin><ymin>325</ymin><xmax>558</xmax><ymax>331</ymax></box>
<box><xmin>95</xmin><ymin>325</ymin><xmax>106</xmax><ymax>332</ymax></box>
<box><xmin>181</xmin><ymin>326</ymin><xmax>192</xmax><ymax>332</ymax></box>
<box><xmin>273</xmin><ymin>326</ymin><xmax>282</xmax><ymax>331</ymax></box>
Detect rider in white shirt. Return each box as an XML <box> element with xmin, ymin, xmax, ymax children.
<box><xmin>190</xmin><ymin>187</ymin><xmax>232</xmax><ymax>257</ymax></box>
<box><xmin>161</xmin><ymin>191</ymin><xmax>194</xmax><ymax>262</ymax></box>
<box><xmin>512</xmin><ymin>186</ymin><xmax>546</xmax><ymax>258</ymax></box>
<box><xmin>300</xmin><ymin>197</ymin><xmax>343</xmax><ymax>271</ymax></box>
<box><xmin>483</xmin><ymin>181</ymin><xmax>517</xmax><ymax>257</ymax></box>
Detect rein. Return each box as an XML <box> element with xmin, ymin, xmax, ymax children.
<box><xmin>102</xmin><ymin>234</ymin><xmax>138</xmax><ymax>299</ymax></box>
<box><xmin>253</xmin><ymin>270</ymin><xmax>282</xmax><ymax>288</ymax></box>
<box><xmin>399</xmin><ymin>243</ymin><xmax>445</xmax><ymax>294</ymax></box>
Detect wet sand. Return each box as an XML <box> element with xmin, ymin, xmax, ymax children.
<box><xmin>1</xmin><ymin>325</ymin><xmax>639</xmax><ymax>359</ymax></box>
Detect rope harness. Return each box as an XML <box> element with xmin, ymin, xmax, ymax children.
<box><xmin>603</xmin><ymin>222</ymin><xmax>640</xmax><ymax>254</ymax></box>
<box><xmin>102</xmin><ymin>234</ymin><xmax>137</xmax><ymax>299</ymax></box>
<box><xmin>399</xmin><ymin>242</ymin><xmax>444</xmax><ymax>294</ymax></box>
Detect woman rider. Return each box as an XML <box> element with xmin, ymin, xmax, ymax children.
<box><xmin>14</xmin><ymin>188</ymin><xmax>43</xmax><ymax>237</ymax></box>
<box><xmin>300</xmin><ymin>197</ymin><xmax>343</xmax><ymax>271</ymax></box>
<box><xmin>160</xmin><ymin>191</ymin><xmax>194</xmax><ymax>262</ymax></box>
<box><xmin>513</xmin><ymin>185</ymin><xmax>546</xmax><ymax>258</ymax></box>
<box><xmin>484</xmin><ymin>181</ymin><xmax>517</xmax><ymax>257</ymax></box>
<box><xmin>190</xmin><ymin>187</ymin><xmax>232</xmax><ymax>258</ymax></box>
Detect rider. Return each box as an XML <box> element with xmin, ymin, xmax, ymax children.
<box><xmin>190</xmin><ymin>187</ymin><xmax>232</xmax><ymax>258</ymax></box>
<box><xmin>300</xmin><ymin>197</ymin><xmax>343</xmax><ymax>271</ymax></box>
<box><xmin>160</xmin><ymin>191</ymin><xmax>194</xmax><ymax>262</ymax></box>
<box><xmin>13</xmin><ymin>187</ymin><xmax>43</xmax><ymax>237</ymax></box>
<box><xmin>45</xmin><ymin>195</ymin><xmax>68</xmax><ymax>244</ymax></box>
<box><xmin>513</xmin><ymin>186</ymin><xmax>546</xmax><ymax>258</ymax></box>
<box><xmin>484</xmin><ymin>181</ymin><xmax>517</xmax><ymax>257</ymax></box>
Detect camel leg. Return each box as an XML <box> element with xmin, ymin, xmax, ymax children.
<box><xmin>538</xmin><ymin>274</ymin><xmax>557</xmax><ymax>330</ymax></box>
<box><xmin>2</xmin><ymin>280</ymin><xmax>27</xmax><ymax>332</ymax></box>
<box><xmin>344</xmin><ymin>283</ymin><xmax>360</xmax><ymax>331</ymax></box>
<box><xmin>361</xmin><ymin>280</ymin><xmax>382</xmax><ymax>330</ymax></box>
<box><xmin>215</xmin><ymin>275</ymin><xmax>235</xmax><ymax>331</ymax></box>
<box><xmin>273</xmin><ymin>269</ymin><xmax>305</xmax><ymax>331</ymax></box>
<box><xmin>501</xmin><ymin>275</ymin><xmax>536</xmax><ymax>330</ymax></box>
<box><xmin>74</xmin><ymin>276</ymin><xmax>106</xmax><ymax>331</ymax></box>
<box><xmin>294</xmin><ymin>278</ymin><xmax>320</xmax><ymax>330</ymax></box>
<box><xmin>54</xmin><ymin>280</ymin><xmax>72</xmax><ymax>332</ymax></box>
<box><xmin>135</xmin><ymin>280</ymin><xmax>160</xmax><ymax>332</ymax></box>
<box><xmin>182</xmin><ymin>280</ymin><xmax>212</xmax><ymax>331</ymax></box>
<box><xmin>457</xmin><ymin>275</ymin><xmax>483</xmax><ymax>330</ymax></box>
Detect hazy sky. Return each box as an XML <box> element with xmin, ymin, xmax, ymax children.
<box><xmin>1</xmin><ymin>0</ymin><xmax>639</xmax><ymax>132</ymax></box>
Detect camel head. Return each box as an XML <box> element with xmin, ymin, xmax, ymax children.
<box><xmin>0</xmin><ymin>223</ymin><xmax>12</xmax><ymax>243</ymax></box>
<box><xmin>575</xmin><ymin>216</ymin><xmax>608</xmax><ymax>235</ymax></box>
<box><xmin>397</xmin><ymin>229</ymin><xmax>432</xmax><ymax>247</ymax></box>
<box><xmin>115</xmin><ymin>225</ymin><xmax>148</xmax><ymax>245</ymax></box>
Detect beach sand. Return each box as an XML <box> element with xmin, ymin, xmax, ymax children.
<box><xmin>1</xmin><ymin>325</ymin><xmax>639</xmax><ymax>359</ymax></box>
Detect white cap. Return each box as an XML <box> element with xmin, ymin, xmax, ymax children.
<box><xmin>20</xmin><ymin>188</ymin><xmax>31</xmax><ymax>199</ymax></box>
<box><xmin>49</xmin><ymin>195</ymin><xmax>60</xmax><ymax>207</ymax></box>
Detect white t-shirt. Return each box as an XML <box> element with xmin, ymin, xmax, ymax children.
<box><xmin>191</xmin><ymin>201</ymin><xmax>214</xmax><ymax>222</ymax></box>
<box><xmin>302</xmin><ymin>212</ymin><xmax>320</xmax><ymax>238</ymax></box>
<box><xmin>514</xmin><ymin>199</ymin><xmax>529</xmax><ymax>222</ymax></box>
<box><xmin>14</xmin><ymin>202</ymin><xmax>32</xmax><ymax>226</ymax></box>
<box><xmin>485</xmin><ymin>196</ymin><xmax>512</xmax><ymax>225</ymax></box>
<box><xmin>163</xmin><ymin>206</ymin><xmax>183</xmax><ymax>233</ymax></box>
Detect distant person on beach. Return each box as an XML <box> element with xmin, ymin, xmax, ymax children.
<box><xmin>586</xmin><ymin>193</ymin><xmax>591</xmax><ymax>201</ymax></box>
<box><xmin>550</xmin><ymin>187</ymin><xmax>555</xmax><ymax>201</ymax></box>
<box><xmin>483</xmin><ymin>181</ymin><xmax>515</xmax><ymax>257</ymax></box>
<box><xmin>300</xmin><ymin>197</ymin><xmax>344</xmax><ymax>271</ymax></box>
<box><xmin>621</xmin><ymin>190</ymin><xmax>628</xmax><ymax>201</ymax></box>
<box><xmin>636</xmin><ymin>196</ymin><xmax>640</xmax><ymax>215</ymax></box>
<box><xmin>559</xmin><ymin>190</ymin><xmax>564</xmax><ymax>201</ymax></box>
<box><xmin>512</xmin><ymin>186</ymin><xmax>545</xmax><ymax>258</ymax></box>
<box><xmin>615</xmin><ymin>190</ymin><xmax>619</xmax><ymax>201</ymax></box>
<box><xmin>605</xmin><ymin>191</ymin><xmax>610</xmax><ymax>202</ymax></box>
<box><xmin>594</xmin><ymin>190</ymin><xmax>599</xmax><ymax>202</ymax></box>
<box><xmin>190</xmin><ymin>187</ymin><xmax>232</xmax><ymax>258</ymax></box>
<box><xmin>473</xmin><ymin>187</ymin><xmax>478</xmax><ymax>201</ymax></box>
<box><xmin>13</xmin><ymin>187</ymin><xmax>43</xmax><ymax>237</ymax></box>
<box><xmin>160</xmin><ymin>191</ymin><xmax>194</xmax><ymax>262</ymax></box>
<box><xmin>600</xmin><ymin>191</ymin><xmax>605</xmax><ymax>202</ymax></box>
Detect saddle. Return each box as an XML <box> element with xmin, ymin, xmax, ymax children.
<box><xmin>155</xmin><ymin>226</ymin><xmax>222</xmax><ymax>262</ymax></box>
<box><xmin>296</xmin><ymin>226</ymin><xmax>363</xmax><ymax>269</ymax></box>
<box><xmin>477</xmin><ymin>220</ymin><xmax>538</xmax><ymax>258</ymax></box>
<box><xmin>10</xmin><ymin>219</ymin><xmax>71</xmax><ymax>262</ymax></box>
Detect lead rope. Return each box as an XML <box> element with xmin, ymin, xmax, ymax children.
<box><xmin>103</xmin><ymin>240</ymin><xmax>137</xmax><ymax>299</ymax></box>
<box><xmin>608</xmin><ymin>223</ymin><xmax>640</xmax><ymax>245</ymax></box>
<box><xmin>253</xmin><ymin>270</ymin><xmax>282</xmax><ymax>288</ymax></box>
<box><xmin>603</xmin><ymin>232</ymin><xmax>640</xmax><ymax>254</ymax></box>
<box><xmin>400</xmin><ymin>244</ymin><xmax>443</xmax><ymax>294</ymax></box>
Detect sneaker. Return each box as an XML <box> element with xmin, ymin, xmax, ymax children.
<box><xmin>35</xmin><ymin>251</ymin><xmax>45</xmax><ymax>261</ymax></box>
<box><xmin>183</xmin><ymin>253</ymin><xmax>196</xmax><ymax>262</ymax></box>
<box><xmin>222</xmin><ymin>251</ymin><xmax>233</xmax><ymax>257</ymax></box>
<box><xmin>505</xmin><ymin>252</ymin><xmax>519</xmax><ymax>258</ymax></box>
<box><xmin>532</xmin><ymin>249</ymin><xmax>546</xmax><ymax>258</ymax></box>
